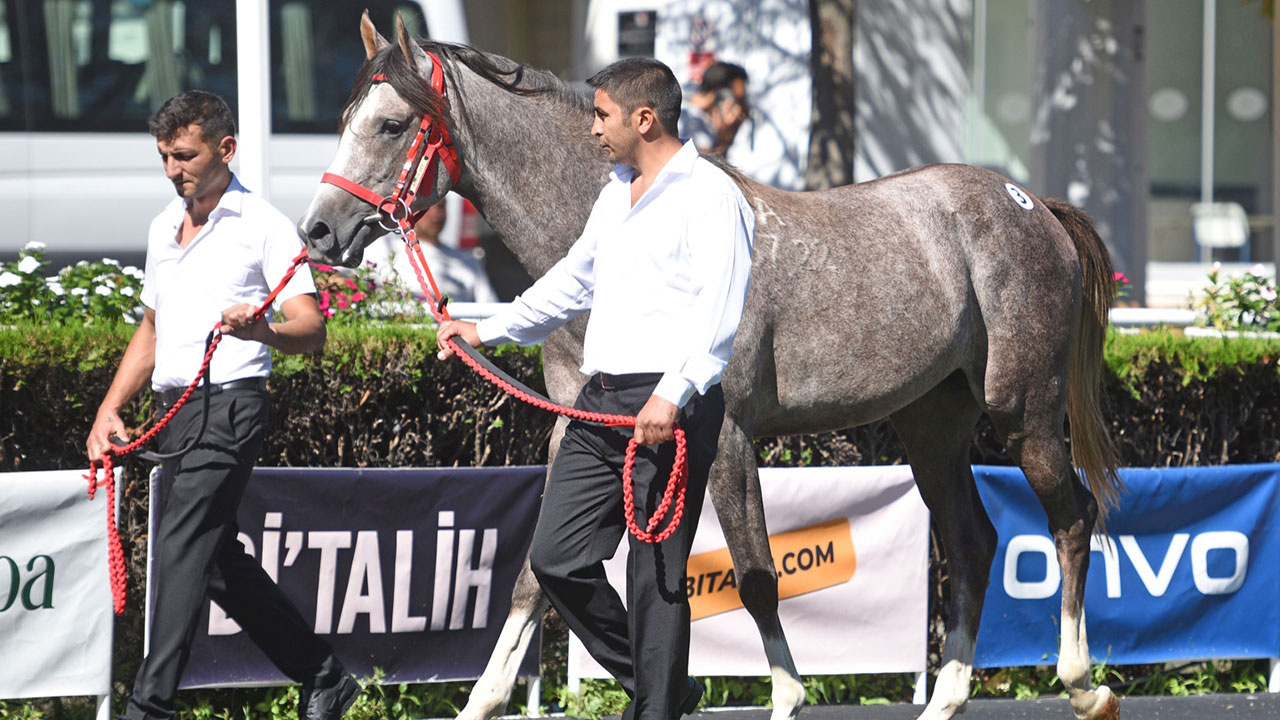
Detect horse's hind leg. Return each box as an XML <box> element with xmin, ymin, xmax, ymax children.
<box><xmin>986</xmin><ymin>369</ymin><xmax>1118</xmax><ymax>720</ymax></box>
<box><xmin>889</xmin><ymin>372</ymin><xmax>993</xmax><ymax>720</ymax></box>
<box><xmin>711</xmin><ymin>418</ymin><xmax>806</xmax><ymax>720</ymax></box>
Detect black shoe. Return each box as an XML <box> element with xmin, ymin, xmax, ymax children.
<box><xmin>300</xmin><ymin>673</ymin><xmax>360</xmax><ymax>720</ymax></box>
<box><xmin>680</xmin><ymin>677</ymin><xmax>704</xmax><ymax>716</ymax></box>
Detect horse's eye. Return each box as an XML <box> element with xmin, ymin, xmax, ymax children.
<box><xmin>380</xmin><ymin>119</ymin><xmax>405</xmax><ymax>135</ymax></box>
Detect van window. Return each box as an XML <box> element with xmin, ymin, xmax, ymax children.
<box><xmin>3</xmin><ymin>0</ymin><xmax>426</xmax><ymax>134</ymax></box>
<box><xmin>270</xmin><ymin>0</ymin><xmax>428</xmax><ymax>134</ymax></box>
<box><xmin>8</xmin><ymin>0</ymin><xmax>237</xmax><ymax>132</ymax></box>
<box><xmin>0</xmin><ymin>0</ymin><xmax>19</xmax><ymax>130</ymax></box>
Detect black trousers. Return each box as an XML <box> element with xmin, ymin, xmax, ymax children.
<box><xmin>125</xmin><ymin>388</ymin><xmax>334</xmax><ymax>720</ymax></box>
<box><xmin>529</xmin><ymin>374</ymin><xmax>724</xmax><ymax>720</ymax></box>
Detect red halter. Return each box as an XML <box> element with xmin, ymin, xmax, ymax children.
<box><xmin>321</xmin><ymin>52</ymin><xmax>461</xmax><ymax>229</ymax></box>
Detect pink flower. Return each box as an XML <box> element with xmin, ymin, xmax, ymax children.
<box><xmin>1113</xmin><ymin>271</ymin><xmax>1130</xmax><ymax>285</ymax></box>
<box><xmin>336</xmin><ymin>295</ymin><xmax>349</xmax><ymax>310</ymax></box>
<box><xmin>318</xmin><ymin>290</ymin><xmax>331</xmax><ymax>310</ymax></box>
<box><xmin>312</xmin><ymin>263</ymin><xmax>333</xmax><ymax>273</ymax></box>
<box><xmin>351</xmin><ymin>291</ymin><xmax>366</xmax><ymax>302</ymax></box>
<box><xmin>344</xmin><ymin>278</ymin><xmax>358</xmax><ymax>290</ymax></box>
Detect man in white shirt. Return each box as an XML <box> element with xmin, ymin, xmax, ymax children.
<box><xmin>84</xmin><ymin>91</ymin><xmax>358</xmax><ymax>720</ymax></box>
<box><xmin>438</xmin><ymin>58</ymin><xmax>754</xmax><ymax>720</ymax></box>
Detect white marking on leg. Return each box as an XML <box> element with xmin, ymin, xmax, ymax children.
<box><xmin>916</xmin><ymin>630</ymin><xmax>973</xmax><ymax>720</ymax></box>
<box><xmin>1059</xmin><ymin>607</ymin><xmax>1120</xmax><ymax>719</ymax></box>
<box><xmin>1058</xmin><ymin>606</ymin><xmax>1090</xmax><ymax>692</ymax></box>
<box><xmin>764</xmin><ymin>634</ymin><xmax>805</xmax><ymax>720</ymax></box>
<box><xmin>457</xmin><ymin>601</ymin><xmax>542</xmax><ymax>720</ymax></box>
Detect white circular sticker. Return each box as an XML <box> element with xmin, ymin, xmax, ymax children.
<box><xmin>1005</xmin><ymin>183</ymin><xmax>1034</xmax><ymax>210</ymax></box>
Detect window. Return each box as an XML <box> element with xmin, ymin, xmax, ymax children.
<box><xmin>270</xmin><ymin>0</ymin><xmax>428</xmax><ymax>134</ymax></box>
<box><xmin>2</xmin><ymin>0</ymin><xmax>428</xmax><ymax>134</ymax></box>
<box><xmin>1147</xmin><ymin>0</ymin><xmax>1273</xmax><ymax>262</ymax></box>
<box><xmin>8</xmin><ymin>0</ymin><xmax>237</xmax><ymax>132</ymax></box>
<box><xmin>0</xmin><ymin>0</ymin><xmax>19</xmax><ymax>130</ymax></box>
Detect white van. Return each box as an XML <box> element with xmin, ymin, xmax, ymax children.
<box><xmin>0</xmin><ymin>0</ymin><xmax>467</xmax><ymax>267</ymax></box>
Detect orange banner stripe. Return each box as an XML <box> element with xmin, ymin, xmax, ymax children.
<box><xmin>684</xmin><ymin>518</ymin><xmax>856</xmax><ymax>621</ymax></box>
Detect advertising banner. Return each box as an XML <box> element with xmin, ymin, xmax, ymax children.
<box><xmin>147</xmin><ymin>466</ymin><xmax>545</xmax><ymax>688</ymax></box>
<box><xmin>974</xmin><ymin>464</ymin><xmax>1280</xmax><ymax>667</ymax></box>
<box><xmin>0</xmin><ymin>469</ymin><xmax>118</xmax><ymax>699</ymax></box>
<box><xmin>569</xmin><ymin>466</ymin><xmax>930</xmax><ymax>678</ymax></box>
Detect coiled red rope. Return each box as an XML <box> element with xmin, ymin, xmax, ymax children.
<box><xmin>84</xmin><ymin>248</ymin><xmax>311</xmax><ymax>614</ymax></box>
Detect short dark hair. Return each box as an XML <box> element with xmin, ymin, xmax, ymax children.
<box><xmin>147</xmin><ymin>90</ymin><xmax>237</xmax><ymax>145</ymax></box>
<box><xmin>587</xmin><ymin>58</ymin><xmax>681</xmax><ymax>136</ymax></box>
<box><xmin>699</xmin><ymin>62</ymin><xmax>748</xmax><ymax>93</ymax></box>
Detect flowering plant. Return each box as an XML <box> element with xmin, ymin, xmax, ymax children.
<box><xmin>0</xmin><ymin>243</ymin><xmax>145</xmax><ymax>325</ymax></box>
<box><xmin>309</xmin><ymin>261</ymin><xmax>431</xmax><ymax>323</ymax></box>
<box><xmin>1191</xmin><ymin>263</ymin><xmax>1279</xmax><ymax>333</ymax></box>
<box><xmin>1113</xmin><ymin>271</ymin><xmax>1130</xmax><ymax>301</ymax></box>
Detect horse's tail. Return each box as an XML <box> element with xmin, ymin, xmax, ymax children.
<box><xmin>1044</xmin><ymin>198</ymin><xmax>1123</xmax><ymax>523</ymax></box>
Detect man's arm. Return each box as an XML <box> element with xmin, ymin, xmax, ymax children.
<box><xmin>220</xmin><ymin>293</ymin><xmax>326</xmax><ymax>354</ymax></box>
<box><xmin>86</xmin><ymin>308</ymin><xmax>157</xmax><ymax>460</ymax></box>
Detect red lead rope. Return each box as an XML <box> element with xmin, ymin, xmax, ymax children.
<box><xmin>399</xmin><ymin>221</ymin><xmax>690</xmax><ymax>544</ymax></box>
<box><xmin>320</xmin><ymin>54</ymin><xmax>689</xmax><ymax>545</ymax></box>
<box><xmin>84</xmin><ymin>248</ymin><xmax>311</xmax><ymax>615</ymax></box>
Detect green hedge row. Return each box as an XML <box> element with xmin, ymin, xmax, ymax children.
<box><xmin>2</xmin><ymin>324</ymin><xmax>1278</xmax><ymax>710</ymax></box>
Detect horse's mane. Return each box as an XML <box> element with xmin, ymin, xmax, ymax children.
<box><xmin>340</xmin><ymin>40</ymin><xmax>591</xmax><ymax>132</ymax></box>
<box><xmin>700</xmin><ymin>152</ymin><xmax>758</xmax><ymax>196</ymax></box>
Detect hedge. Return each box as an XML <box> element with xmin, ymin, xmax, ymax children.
<box><xmin>2</xmin><ymin>323</ymin><xmax>1278</xmax><ymax>709</ymax></box>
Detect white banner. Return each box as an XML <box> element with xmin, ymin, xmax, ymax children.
<box><xmin>570</xmin><ymin>465</ymin><xmax>929</xmax><ymax>678</ymax></box>
<box><xmin>0</xmin><ymin>469</ymin><xmax>117</xmax><ymax>699</ymax></box>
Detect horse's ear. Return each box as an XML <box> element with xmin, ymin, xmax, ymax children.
<box><xmin>360</xmin><ymin>10</ymin><xmax>389</xmax><ymax>60</ymax></box>
<box><xmin>394</xmin><ymin>11</ymin><xmax>432</xmax><ymax>75</ymax></box>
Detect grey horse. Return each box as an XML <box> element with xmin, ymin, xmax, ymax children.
<box><xmin>299</xmin><ymin>15</ymin><xmax>1123</xmax><ymax>720</ymax></box>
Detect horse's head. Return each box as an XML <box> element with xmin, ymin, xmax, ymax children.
<box><xmin>298</xmin><ymin>12</ymin><xmax>456</xmax><ymax>266</ymax></box>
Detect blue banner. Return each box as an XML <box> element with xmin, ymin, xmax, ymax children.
<box><xmin>148</xmin><ymin>466</ymin><xmax>545</xmax><ymax>687</ymax></box>
<box><xmin>974</xmin><ymin>464</ymin><xmax>1280</xmax><ymax>667</ymax></box>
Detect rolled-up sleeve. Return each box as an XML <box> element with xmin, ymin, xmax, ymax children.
<box><xmin>653</xmin><ymin>192</ymin><xmax>754</xmax><ymax>407</ymax></box>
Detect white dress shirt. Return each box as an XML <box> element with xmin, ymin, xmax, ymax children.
<box><xmin>476</xmin><ymin>140</ymin><xmax>754</xmax><ymax>408</ymax></box>
<box><xmin>141</xmin><ymin>175</ymin><xmax>317</xmax><ymax>391</ymax></box>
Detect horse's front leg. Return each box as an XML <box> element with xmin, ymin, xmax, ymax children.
<box><xmin>459</xmin><ymin>412</ymin><xmax>574</xmax><ymax>720</ymax></box>
<box><xmin>457</xmin><ymin>556</ymin><xmax>548</xmax><ymax>720</ymax></box>
<box><xmin>711</xmin><ymin>419</ymin><xmax>805</xmax><ymax>720</ymax></box>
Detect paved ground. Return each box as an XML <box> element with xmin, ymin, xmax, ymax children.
<box><xmin>663</xmin><ymin>693</ymin><xmax>1280</xmax><ymax>719</ymax></box>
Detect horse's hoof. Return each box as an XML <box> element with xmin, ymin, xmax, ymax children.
<box><xmin>1077</xmin><ymin>685</ymin><xmax>1119</xmax><ymax>720</ymax></box>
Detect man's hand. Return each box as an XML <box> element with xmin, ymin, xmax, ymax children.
<box><xmin>86</xmin><ymin>408</ymin><xmax>129</xmax><ymax>461</ymax></box>
<box><xmin>220</xmin><ymin>303</ymin><xmax>269</xmax><ymax>342</ymax></box>
<box><xmin>437</xmin><ymin>321</ymin><xmax>481</xmax><ymax>361</ymax></box>
<box><xmin>717</xmin><ymin>95</ymin><xmax>747</xmax><ymax>133</ymax></box>
<box><xmin>634</xmin><ymin>395</ymin><xmax>679</xmax><ymax>446</ymax></box>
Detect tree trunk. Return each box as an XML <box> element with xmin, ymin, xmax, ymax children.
<box><xmin>805</xmin><ymin>0</ymin><xmax>856</xmax><ymax>190</ymax></box>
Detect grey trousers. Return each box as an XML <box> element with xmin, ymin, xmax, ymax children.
<box><xmin>529</xmin><ymin>373</ymin><xmax>724</xmax><ymax>720</ymax></box>
<box><xmin>124</xmin><ymin>388</ymin><xmax>334</xmax><ymax>720</ymax></box>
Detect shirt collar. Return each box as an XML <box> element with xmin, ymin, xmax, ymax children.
<box><xmin>169</xmin><ymin>172</ymin><xmax>246</xmax><ymax>227</ymax></box>
<box><xmin>207</xmin><ymin>173</ymin><xmax>246</xmax><ymax>218</ymax></box>
<box><xmin>608</xmin><ymin>140</ymin><xmax>700</xmax><ymax>186</ymax></box>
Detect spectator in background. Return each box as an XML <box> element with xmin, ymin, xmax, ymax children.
<box><xmin>679</xmin><ymin>61</ymin><xmax>749</xmax><ymax>155</ymax></box>
<box><xmin>363</xmin><ymin>199</ymin><xmax>499</xmax><ymax>304</ymax></box>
